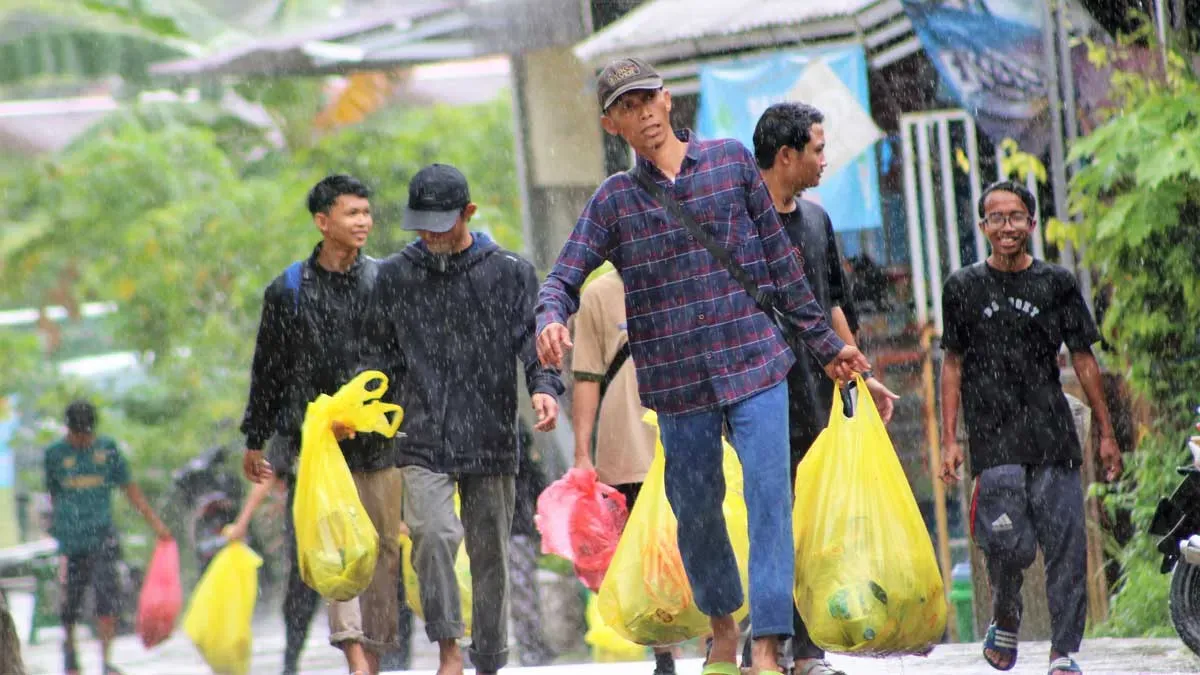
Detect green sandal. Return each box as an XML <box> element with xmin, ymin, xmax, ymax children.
<box><xmin>702</xmin><ymin>663</ymin><xmax>741</xmax><ymax>675</ymax></box>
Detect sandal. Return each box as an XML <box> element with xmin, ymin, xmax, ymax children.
<box><xmin>1048</xmin><ymin>656</ymin><xmax>1083</xmax><ymax>673</ymax></box>
<box><xmin>796</xmin><ymin>660</ymin><xmax>846</xmax><ymax>675</ymax></box>
<box><xmin>982</xmin><ymin>623</ymin><xmax>1019</xmax><ymax>671</ymax></box>
<box><xmin>703</xmin><ymin>663</ymin><xmax>740</xmax><ymax>675</ymax></box>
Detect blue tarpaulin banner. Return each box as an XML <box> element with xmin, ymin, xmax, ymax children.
<box><xmin>696</xmin><ymin>46</ymin><xmax>883</xmax><ymax>234</ymax></box>
<box><xmin>901</xmin><ymin>0</ymin><xmax>1056</xmax><ymax>153</ymax></box>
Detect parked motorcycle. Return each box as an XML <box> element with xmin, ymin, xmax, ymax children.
<box><xmin>170</xmin><ymin>445</ymin><xmax>244</xmax><ymax>572</ymax></box>
<box><xmin>1149</xmin><ymin>406</ymin><xmax>1200</xmax><ymax>657</ymax></box>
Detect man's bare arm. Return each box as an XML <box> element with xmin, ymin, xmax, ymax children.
<box><xmin>830</xmin><ymin>306</ymin><xmax>857</xmax><ymax>347</ymax></box>
<box><xmin>1071</xmin><ymin>350</ymin><xmax>1123</xmax><ymax>481</ymax></box>
<box><xmin>939</xmin><ymin>351</ymin><xmax>965</xmax><ymax>482</ymax></box>
<box><xmin>572</xmin><ymin>379</ymin><xmax>601</xmax><ymax>471</ymax></box>
<box><xmin>121</xmin><ymin>483</ymin><xmax>171</xmax><ymax>540</ymax></box>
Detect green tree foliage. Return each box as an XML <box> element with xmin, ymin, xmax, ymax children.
<box><xmin>0</xmin><ymin>93</ymin><xmax>523</xmax><ymax>554</ymax></box>
<box><xmin>1066</xmin><ymin>41</ymin><xmax>1200</xmax><ymax>635</ymax></box>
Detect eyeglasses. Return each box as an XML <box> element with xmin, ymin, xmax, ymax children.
<box><xmin>983</xmin><ymin>212</ymin><xmax>1031</xmax><ymax>228</ymax></box>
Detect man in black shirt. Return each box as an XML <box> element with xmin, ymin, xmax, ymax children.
<box><xmin>751</xmin><ymin>102</ymin><xmax>899</xmax><ymax>675</ymax></box>
<box><xmin>939</xmin><ymin>180</ymin><xmax>1122</xmax><ymax>675</ymax></box>
<box><xmin>240</xmin><ymin>175</ymin><xmax>404</xmax><ymax>675</ymax></box>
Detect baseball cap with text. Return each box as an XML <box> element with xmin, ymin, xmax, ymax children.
<box><xmin>597</xmin><ymin>57</ymin><xmax>664</xmax><ymax>112</ymax></box>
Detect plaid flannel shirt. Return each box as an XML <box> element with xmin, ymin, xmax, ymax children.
<box><xmin>536</xmin><ymin>130</ymin><xmax>843</xmax><ymax>415</ymax></box>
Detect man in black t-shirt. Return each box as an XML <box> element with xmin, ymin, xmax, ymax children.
<box><xmin>750</xmin><ymin>102</ymin><xmax>900</xmax><ymax>675</ymax></box>
<box><xmin>939</xmin><ymin>180</ymin><xmax>1123</xmax><ymax>675</ymax></box>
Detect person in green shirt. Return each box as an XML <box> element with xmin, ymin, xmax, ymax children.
<box><xmin>43</xmin><ymin>400</ymin><xmax>172</xmax><ymax>675</ymax></box>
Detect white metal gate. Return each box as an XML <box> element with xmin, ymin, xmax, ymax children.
<box><xmin>899</xmin><ymin>110</ymin><xmax>1046</xmax><ymax>334</ymax></box>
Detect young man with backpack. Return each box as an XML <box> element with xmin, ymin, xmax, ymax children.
<box><xmin>240</xmin><ymin>174</ymin><xmax>403</xmax><ymax>675</ymax></box>
<box><xmin>939</xmin><ymin>180</ymin><xmax>1123</xmax><ymax>675</ymax></box>
<box><xmin>749</xmin><ymin>102</ymin><xmax>900</xmax><ymax>675</ymax></box>
<box><xmin>536</xmin><ymin>57</ymin><xmax>870</xmax><ymax>675</ymax></box>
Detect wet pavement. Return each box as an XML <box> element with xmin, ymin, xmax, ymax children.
<box><xmin>14</xmin><ymin>607</ymin><xmax>1200</xmax><ymax>675</ymax></box>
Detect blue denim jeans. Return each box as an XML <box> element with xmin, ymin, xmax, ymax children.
<box><xmin>657</xmin><ymin>381</ymin><xmax>794</xmax><ymax>638</ymax></box>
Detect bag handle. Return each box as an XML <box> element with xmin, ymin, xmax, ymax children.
<box><xmin>829</xmin><ymin>375</ymin><xmax>883</xmax><ymax>428</ymax></box>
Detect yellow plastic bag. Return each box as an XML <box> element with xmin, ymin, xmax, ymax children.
<box><xmin>793</xmin><ymin>376</ymin><xmax>947</xmax><ymax>655</ymax></box>
<box><xmin>597</xmin><ymin>410</ymin><xmax>750</xmax><ymax>647</ymax></box>
<box><xmin>294</xmin><ymin>371</ymin><xmax>404</xmax><ymax>601</ymax></box>
<box><xmin>585</xmin><ymin>592</ymin><xmax>647</xmax><ymax>662</ymax></box>
<box><xmin>182</xmin><ymin>541</ymin><xmax>262</xmax><ymax>675</ymax></box>
<box><xmin>398</xmin><ymin>493</ymin><xmax>473</xmax><ymax>635</ymax></box>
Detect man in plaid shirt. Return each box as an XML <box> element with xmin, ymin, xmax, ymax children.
<box><xmin>536</xmin><ymin>57</ymin><xmax>870</xmax><ymax>675</ymax></box>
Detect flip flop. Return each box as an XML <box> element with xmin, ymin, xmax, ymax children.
<box><xmin>702</xmin><ymin>662</ymin><xmax>741</xmax><ymax>675</ymax></box>
<box><xmin>983</xmin><ymin>623</ymin><xmax>1019</xmax><ymax>671</ymax></box>
<box><xmin>1048</xmin><ymin>656</ymin><xmax>1083</xmax><ymax>673</ymax></box>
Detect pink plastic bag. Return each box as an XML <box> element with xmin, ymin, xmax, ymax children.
<box><xmin>136</xmin><ymin>539</ymin><xmax>183</xmax><ymax>648</ymax></box>
<box><xmin>536</xmin><ymin>468</ymin><xmax>628</xmax><ymax>591</ymax></box>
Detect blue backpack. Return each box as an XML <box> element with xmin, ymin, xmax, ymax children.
<box><xmin>282</xmin><ymin>260</ymin><xmax>305</xmax><ymax>311</ymax></box>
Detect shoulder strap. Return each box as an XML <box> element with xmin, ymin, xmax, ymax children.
<box><xmin>283</xmin><ymin>260</ymin><xmax>305</xmax><ymax>311</ymax></box>
<box><xmin>627</xmin><ymin>165</ymin><xmax>775</xmax><ymax>315</ymax></box>
<box><xmin>599</xmin><ymin>341</ymin><xmax>631</xmax><ymax>399</ymax></box>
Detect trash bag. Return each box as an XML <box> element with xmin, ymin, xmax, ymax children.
<box><xmin>535</xmin><ymin>468</ymin><xmax>628</xmax><ymax>592</ymax></box>
<box><xmin>294</xmin><ymin>371</ymin><xmax>403</xmax><ymax>601</ymax></box>
<box><xmin>182</xmin><ymin>541</ymin><xmax>262</xmax><ymax>675</ymax></box>
<box><xmin>793</xmin><ymin>376</ymin><xmax>947</xmax><ymax>656</ymax></box>
<box><xmin>136</xmin><ymin>539</ymin><xmax>182</xmax><ymax>648</ymax></box>
<box><xmin>597</xmin><ymin>410</ymin><xmax>749</xmax><ymax>647</ymax></box>
<box><xmin>398</xmin><ymin>493</ymin><xmax>473</xmax><ymax>635</ymax></box>
<box><xmin>584</xmin><ymin>592</ymin><xmax>647</xmax><ymax>663</ymax></box>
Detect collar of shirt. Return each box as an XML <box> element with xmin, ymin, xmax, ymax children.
<box><xmin>633</xmin><ymin>128</ymin><xmax>702</xmax><ymax>181</ymax></box>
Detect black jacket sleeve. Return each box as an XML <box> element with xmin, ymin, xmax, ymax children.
<box><xmin>516</xmin><ymin>262</ymin><xmax>564</xmax><ymax>398</ymax></box>
<box><xmin>240</xmin><ymin>283</ymin><xmax>288</xmax><ymax>450</ymax></box>
<box><xmin>357</xmin><ymin>263</ymin><xmax>405</xmax><ymax>396</ymax></box>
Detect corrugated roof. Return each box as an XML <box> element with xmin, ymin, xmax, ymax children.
<box><xmin>575</xmin><ymin>0</ymin><xmax>895</xmax><ymax>65</ymax></box>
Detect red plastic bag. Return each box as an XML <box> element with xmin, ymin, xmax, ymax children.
<box><xmin>136</xmin><ymin>539</ymin><xmax>183</xmax><ymax>648</ymax></box>
<box><xmin>536</xmin><ymin>468</ymin><xmax>628</xmax><ymax>591</ymax></box>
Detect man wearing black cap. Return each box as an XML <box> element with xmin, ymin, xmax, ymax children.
<box><xmin>239</xmin><ymin>174</ymin><xmax>405</xmax><ymax>675</ymax></box>
<box><xmin>361</xmin><ymin>163</ymin><xmax>564</xmax><ymax>675</ymax></box>
<box><xmin>44</xmin><ymin>400</ymin><xmax>172</xmax><ymax>675</ymax></box>
<box><xmin>536</xmin><ymin>58</ymin><xmax>870</xmax><ymax>675</ymax></box>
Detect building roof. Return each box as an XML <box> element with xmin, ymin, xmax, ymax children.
<box><xmin>574</xmin><ymin>0</ymin><xmax>917</xmax><ymax>69</ymax></box>
<box><xmin>149</xmin><ymin>2</ymin><xmax>474</xmax><ymax>78</ymax></box>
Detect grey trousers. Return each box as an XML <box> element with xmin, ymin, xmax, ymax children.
<box><xmin>971</xmin><ymin>463</ymin><xmax>1088</xmax><ymax>654</ymax></box>
<box><xmin>509</xmin><ymin>534</ymin><xmax>555</xmax><ymax>666</ymax></box>
<box><xmin>401</xmin><ymin>466</ymin><xmax>515</xmax><ymax>672</ymax></box>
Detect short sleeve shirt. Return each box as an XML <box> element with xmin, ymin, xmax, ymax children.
<box><xmin>941</xmin><ymin>260</ymin><xmax>1101</xmax><ymax>473</ymax></box>
<box><xmin>572</xmin><ymin>270</ymin><xmax>658</xmax><ymax>486</ymax></box>
<box><xmin>44</xmin><ymin>436</ymin><xmax>130</xmax><ymax>555</ymax></box>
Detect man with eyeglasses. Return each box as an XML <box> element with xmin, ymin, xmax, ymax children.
<box><xmin>938</xmin><ymin>180</ymin><xmax>1123</xmax><ymax>675</ymax></box>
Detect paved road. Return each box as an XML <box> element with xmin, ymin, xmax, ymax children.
<box><xmin>16</xmin><ymin>608</ymin><xmax>1200</xmax><ymax>675</ymax></box>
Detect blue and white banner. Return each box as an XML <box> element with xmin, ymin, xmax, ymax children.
<box><xmin>696</xmin><ymin>46</ymin><xmax>883</xmax><ymax>233</ymax></box>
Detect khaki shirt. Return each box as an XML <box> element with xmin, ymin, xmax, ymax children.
<box><xmin>572</xmin><ymin>270</ymin><xmax>657</xmax><ymax>486</ymax></box>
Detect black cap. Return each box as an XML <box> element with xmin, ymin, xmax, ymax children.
<box><xmin>597</xmin><ymin>57</ymin><xmax>663</xmax><ymax>112</ymax></box>
<box><xmin>65</xmin><ymin>400</ymin><xmax>97</xmax><ymax>434</ymax></box>
<box><xmin>402</xmin><ymin>163</ymin><xmax>471</xmax><ymax>233</ymax></box>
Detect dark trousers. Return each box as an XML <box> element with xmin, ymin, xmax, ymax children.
<box><xmin>971</xmin><ymin>464</ymin><xmax>1088</xmax><ymax>655</ymax></box>
<box><xmin>283</xmin><ymin>477</ymin><xmax>322</xmax><ymax>674</ymax></box>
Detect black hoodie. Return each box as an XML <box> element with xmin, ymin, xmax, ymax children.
<box><xmin>239</xmin><ymin>243</ymin><xmax>394</xmax><ymax>476</ymax></box>
<box><xmin>363</xmin><ymin>232</ymin><xmax>563</xmax><ymax>475</ymax></box>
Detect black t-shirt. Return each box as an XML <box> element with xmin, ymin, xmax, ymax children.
<box><xmin>778</xmin><ymin>201</ymin><xmax>853</xmax><ymax>455</ymax></box>
<box><xmin>941</xmin><ymin>259</ymin><xmax>1101</xmax><ymax>474</ymax></box>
